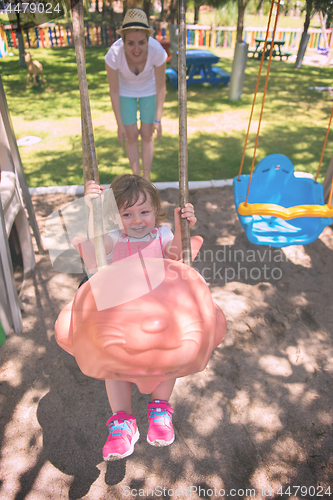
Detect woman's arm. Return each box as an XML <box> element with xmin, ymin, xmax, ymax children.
<box><xmin>105</xmin><ymin>63</ymin><xmax>127</xmax><ymax>146</ymax></box>
<box><xmin>153</xmin><ymin>61</ymin><xmax>166</xmax><ymax>141</ymax></box>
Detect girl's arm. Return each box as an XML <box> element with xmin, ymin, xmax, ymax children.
<box><xmin>85</xmin><ymin>180</ymin><xmax>114</xmax><ymax>255</ymax></box>
<box><xmin>153</xmin><ymin>61</ymin><xmax>166</xmax><ymax>141</ymax></box>
<box><xmin>105</xmin><ymin>64</ymin><xmax>127</xmax><ymax>146</ymax></box>
<box><xmin>164</xmin><ymin>204</ymin><xmax>197</xmax><ymax>260</ymax></box>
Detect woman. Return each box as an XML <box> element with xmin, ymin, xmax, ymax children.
<box><xmin>105</xmin><ymin>9</ymin><xmax>167</xmax><ymax>180</ymax></box>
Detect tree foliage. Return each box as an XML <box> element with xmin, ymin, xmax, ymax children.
<box><xmin>302</xmin><ymin>0</ymin><xmax>333</xmax><ymax>32</ymax></box>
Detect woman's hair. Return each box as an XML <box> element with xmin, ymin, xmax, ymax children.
<box><xmin>122</xmin><ymin>30</ymin><xmax>149</xmax><ymax>43</ymax></box>
<box><xmin>109</xmin><ymin>174</ymin><xmax>165</xmax><ymax>226</ymax></box>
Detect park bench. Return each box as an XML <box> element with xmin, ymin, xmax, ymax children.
<box><xmin>211</xmin><ymin>67</ymin><xmax>231</xmax><ymax>85</ymax></box>
<box><xmin>248</xmin><ymin>48</ymin><xmax>259</xmax><ymax>57</ymax></box>
<box><xmin>279</xmin><ymin>50</ymin><xmax>292</xmax><ymax>60</ymax></box>
<box><xmin>248</xmin><ymin>38</ymin><xmax>292</xmax><ymax>61</ymax></box>
<box><xmin>165</xmin><ymin>67</ymin><xmax>179</xmax><ymax>87</ymax></box>
<box><xmin>166</xmin><ymin>51</ymin><xmax>230</xmax><ymax>89</ymax></box>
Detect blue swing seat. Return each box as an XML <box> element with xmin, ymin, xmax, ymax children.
<box><xmin>233</xmin><ymin>154</ymin><xmax>332</xmax><ymax>247</ymax></box>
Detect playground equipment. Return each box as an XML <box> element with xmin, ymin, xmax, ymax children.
<box><xmin>0</xmin><ymin>76</ymin><xmax>43</xmax><ymax>335</ymax></box>
<box><xmin>53</xmin><ymin>0</ymin><xmax>226</xmax><ymax>392</ymax></box>
<box><xmin>55</xmin><ymin>255</ymin><xmax>226</xmax><ymax>394</ymax></box>
<box><xmin>233</xmin><ymin>0</ymin><xmax>333</xmax><ymax>248</ymax></box>
<box><xmin>324</xmin><ymin>156</ymin><xmax>333</xmax><ymax>203</ymax></box>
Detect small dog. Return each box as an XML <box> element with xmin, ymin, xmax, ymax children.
<box><xmin>25</xmin><ymin>51</ymin><xmax>46</xmax><ymax>86</ymax></box>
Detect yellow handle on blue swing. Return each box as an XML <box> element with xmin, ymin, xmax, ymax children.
<box><xmin>238</xmin><ymin>202</ymin><xmax>333</xmax><ymax>220</ymax></box>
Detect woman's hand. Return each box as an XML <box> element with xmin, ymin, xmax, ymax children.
<box><xmin>84</xmin><ymin>180</ymin><xmax>105</xmax><ymax>207</ymax></box>
<box><xmin>153</xmin><ymin>121</ymin><xmax>162</xmax><ymax>141</ymax></box>
<box><xmin>117</xmin><ymin>124</ymin><xmax>127</xmax><ymax>147</ymax></box>
<box><xmin>174</xmin><ymin>203</ymin><xmax>197</xmax><ymax>232</ymax></box>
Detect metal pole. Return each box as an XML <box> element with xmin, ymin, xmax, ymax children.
<box><xmin>71</xmin><ymin>0</ymin><xmax>107</xmax><ymax>270</ymax></box>
<box><xmin>0</xmin><ymin>196</ymin><xmax>23</xmax><ymax>334</ymax></box>
<box><xmin>229</xmin><ymin>42</ymin><xmax>249</xmax><ymax>101</ymax></box>
<box><xmin>178</xmin><ymin>0</ymin><xmax>192</xmax><ymax>267</ymax></box>
<box><xmin>294</xmin><ymin>32</ymin><xmax>310</xmax><ymax>70</ymax></box>
<box><xmin>0</xmin><ymin>76</ymin><xmax>44</xmax><ymax>254</ymax></box>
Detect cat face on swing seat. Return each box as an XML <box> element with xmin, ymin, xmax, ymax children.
<box><xmin>55</xmin><ymin>258</ymin><xmax>227</xmax><ymax>394</ymax></box>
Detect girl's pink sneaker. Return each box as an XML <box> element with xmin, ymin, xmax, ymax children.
<box><xmin>103</xmin><ymin>412</ymin><xmax>140</xmax><ymax>461</ymax></box>
<box><xmin>147</xmin><ymin>400</ymin><xmax>175</xmax><ymax>446</ymax></box>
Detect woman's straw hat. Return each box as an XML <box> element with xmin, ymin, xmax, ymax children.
<box><xmin>116</xmin><ymin>8</ymin><xmax>155</xmax><ymax>37</ymax></box>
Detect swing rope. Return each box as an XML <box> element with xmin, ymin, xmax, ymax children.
<box><xmin>329</xmin><ymin>169</ymin><xmax>333</xmax><ymax>207</ymax></box>
<box><xmin>72</xmin><ymin>0</ymin><xmax>192</xmax><ymax>267</ymax></box>
<box><xmin>315</xmin><ymin>106</ymin><xmax>333</xmax><ymax>188</ymax></box>
<box><xmin>237</xmin><ymin>0</ymin><xmax>276</xmax><ymax>181</ymax></box>
<box><xmin>244</xmin><ymin>0</ymin><xmax>281</xmax><ymax>205</ymax></box>
<box><xmin>178</xmin><ymin>0</ymin><xmax>192</xmax><ymax>267</ymax></box>
<box><xmin>72</xmin><ymin>0</ymin><xmax>107</xmax><ymax>270</ymax></box>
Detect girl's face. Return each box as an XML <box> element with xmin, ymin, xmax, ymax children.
<box><xmin>124</xmin><ymin>30</ymin><xmax>148</xmax><ymax>65</ymax></box>
<box><xmin>119</xmin><ymin>194</ymin><xmax>156</xmax><ymax>239</ymax></box>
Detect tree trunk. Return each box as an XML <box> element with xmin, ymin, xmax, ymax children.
<box><xmin>15</xmin><ymin>10</ymin><xmax>26</xmax><ymax>67</ymax></box>
<box><xmin>294</xmin><ymin>0</ymin><xmax>313</xmax><ymax>69</ymax></box>
<box><xmin>236</xmin><ymin>0</ymin><xmax>246</xmax><ymax>44</ymax></box>
<box><xmin>303</xmin><ymin>0</ymin><xmax>313</xmax><ymax>34</ymax></box>
<box><xmin>109</xmin><ymin>5</ymin><xmax>114</xmax><ymax>25</ymax></box>
<box><xmin>194</xmin><ymin>4</ymin><xmax>200</xmax><ymax>24</ymax></box>
<box><xmin>256</xmin><ymin>0</ymin><xmax>264</xmax><ymax>15</ymax></box>
<box><xmin>143</xmin><ymin>0</ymin><xmax>150</xmax><ymax>23</ymax></box>
<box><xmin>95</xmin><ymin>0</ymin><xmax>99</xmax><ymax>13</ymax></box>
<box><xmin>168</xmin><ymin>0</ymin><xmax>177</xmax><ymax>25</ymax></box>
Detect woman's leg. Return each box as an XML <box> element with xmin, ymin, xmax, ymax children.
<box><xmin>140</xmin><ymin>122</ymin><xmax>155</xmax><ymax>180</ymax></box>
<box><xmin>138</xmin><ymin>96</ymin><xmax>157</xmax><ymax>180</ymax></box>
<box><xmin>105</xmin><ymin>379</ymin><xmax>133</xmax><ymax>414</ymax></box>
<box><xmin>124</xmin><ymin>124</ymin><xmax>140</xmax><ymax>175</ymax></box>
<box><xmin>151</xmin><ymin>377</ymin><xmax>176</xmax><ymax>402</ymax></box>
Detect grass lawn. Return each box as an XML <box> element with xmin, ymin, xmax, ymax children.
<box><xmin>0</xmin><ymin>46</ymin><xmax>332</xmax><ymax>187</ymax></box>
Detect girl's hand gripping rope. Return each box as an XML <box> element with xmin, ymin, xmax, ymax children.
<box><xmin>84</xmin><ymin>180</ymin><xmax>106</xmax><ymax>208</ymax></box>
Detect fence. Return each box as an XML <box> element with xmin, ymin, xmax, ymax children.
<box><xmin>0</xmin><ymin>25</ymin><xmax>8</xmax><ymax>57</ymax></box>
<box><xmin>1</xmin><ymin>21</ymin><xmax>332</xmax><ymax>55</ymax></box>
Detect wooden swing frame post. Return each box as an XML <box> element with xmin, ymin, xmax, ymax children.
<box><xmin>71</xmin><ymin>0</ymin><xmax>107</xmax><ymax>270</ymax></box>
<box><xmin>178</xmin><ymin>0</ymin><xmax>192</xmax><ymax>267</ymax></box>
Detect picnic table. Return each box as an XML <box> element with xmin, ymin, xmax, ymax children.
<box><xmin>166</xmin><ymin>49</ymin><xmax>230</xmax><ymax>89</ymax></box>
<box><xmin>248</xmin><ymin>37</ymin><xmax>292</xmax><ymax>60</ymax></box>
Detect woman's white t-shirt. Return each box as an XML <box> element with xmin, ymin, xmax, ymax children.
<box><xmin>105</xmin><ymin>37</ymin><xmax>167</xmax><ymax>98</ymax></box>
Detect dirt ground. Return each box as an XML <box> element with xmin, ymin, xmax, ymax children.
<box><xmin>0</xmin><ymin>186</ymin><xmax>333</xmax><ymax>500</ymax></box>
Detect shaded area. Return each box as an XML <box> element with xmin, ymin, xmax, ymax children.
<box><xmin>0</xmin><ymin>187</ymin><xmax>332</xmax><ymax>499</ymax></box>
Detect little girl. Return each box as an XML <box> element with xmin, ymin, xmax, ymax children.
<box><xmin>84</xmin><ymin>174</ymin><xmax>197</xmax><ymax>461</ymax></box>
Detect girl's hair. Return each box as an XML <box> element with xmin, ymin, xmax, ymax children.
<box><xmin>109</xmin><ymin>174</ymin><xmax>166</xmax><ymax>226</ymax></box>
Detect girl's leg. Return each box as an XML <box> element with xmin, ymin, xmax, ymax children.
<box><xmin>105</xmin><ymin>379</ymin><xmax>133</xmax><ymax>414</ymax></box>
<box><xmin>140</xmin><ymin>122</ymin><xmax>154</xmax><ymax>180</ymax></box>
<box><xmin>147</xmin><ymin>378</ymin><xmax>176</xmax><ymax>447</ymax></box>
<box><xmin>103</xmin><ymin>379</ymin><xmax>139</xmax><ymax>461</ymax></box>
<box><xmin>124</xmin><ymin>123</ymin><xmax>140</xmax><ymax>175</ymax></box>
<box><xmin>151</xmin><ymin>377</ymin><xmax>176</xmax><ymax>402</ymax></box>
